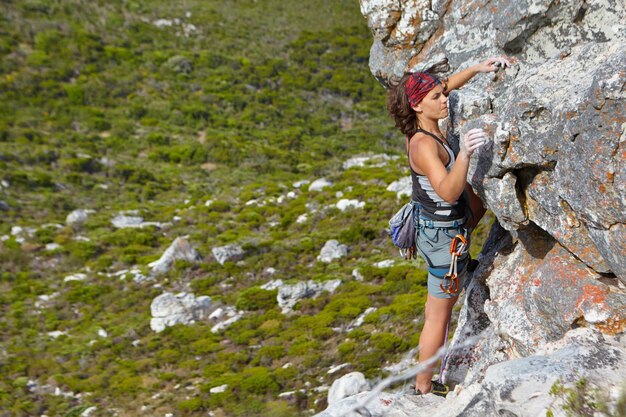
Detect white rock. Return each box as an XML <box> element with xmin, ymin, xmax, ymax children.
<box><xmin>336</xmin><ymin>199</ymin><xmax>365</xmax><ymax>212</ymax></box>
<box><xmin>111</xmin><ymin>214</ymin><xmax>144</xmax><ymax>228</ymax></box>
<box><xmin>261</xmin><ymin>279</ymin><xmax>284</xmax><ymax>291</ymax></box>
<box><xmin>317</xmin><ymin>240</ymin><xmax>348</xmax><ymax>263</ymax></box>
<box><xmin>66</xmin><ymin>209</ymin><xmax>96</xmax><ymax>226</ymax></box>
<box><xmin>309</xmin><ymin>178</ymin><xmax>332</xmax><ymax>192</ymax></box>
<box><xmin>150</xmin><ymin>292</ymin><xmax>212</xmax><ymax>333</ymax></box>
<box><xmin>149</xmin><ymin>237</ymin><xmax>201</xmax><ymax>274</ymax></box>
<box><xmin>343</xmin><ymin>154</ymin><xmax>398</xmax><ymax>170</ymax></box>
<box><xmin>209</xmin><ymin>307</ymin><xmax>225</xmax><ymax>320</ymax></box>
<box><xmin>386</xmin><ymin>176</ymin><xmax>412</xmax><ymax>198</ymax></box>
<box><xmin>45</xmin><ymin>243</ymin><xmax>61</xmax><ymax>251</ymax></box>
<box><xmin>277</xmin><ymin>279</ymin><xmax>342</xmax><ymax>314</ymax></box>
<box><xmin>210</xmin><ymin>307</ymin><xmax>244</xmax><ymax>333</ymax></box>
<box><xmin>97</xmin><ymin>328</ymin><xmax>108</xmax><ymax>338</ymax></box>
<box><xmin>209</xmin><ymin>384</ymin><xmax>228</xmax><ymax>393</ymax></box>
<box><xmin>211</xmin><ymin>244</ymin><xmax>245</xmax><ymax>265</ymax></box>
<box><xmin>132</xmin><ymin>340</ymin><xmax>141</xmax><ymax>347</ymax></box>
<box><xmin>296</xmin><ymin>213</ymin><xmax>308</xmax><ymax>224</ymax></box>
<box><xmin>347</xmin><ymin>307</ymin><xmax>377</xmax><ymax>331</ymax></box>
<box><xmin>335</xmin><ymin>191</ymin><xmax>344</xmax><ymax>198</ymax></box>
<box><xmin>328</xmin><ymin>363</ymin><xmax>351</xmax><ymax>374</ymax></box>
<box><xmin>64</xmin><ymin>273</ymin><xmax>87</xmax><ymax>282</ymax></box>
<box><xmin>153</xmin><ymin>19</ymin><xmax>173</xmax><ymax>27</ymax></box>
<box><xmin>47</xmin><ymin>331</ymin><xmax>67</xmax><ymax>338</ymax></box>
<box><xmin>327</xmin><ymin>372</ymin><xmax>370</xmax><ymax>406</ymax></box>
<box><xmin>264</xmin><ymin>267</ymin><xmax>276</xmax><ymax>275</ymax></box>
<box><xmin>352</xmin><ymin>269</ymin><xmax>364</xmax><ymax>281</ymax></box>
<box><xmin>373</xmin><ymin>259</ymin><xmax>395</xmax><ymax>268</ymax></box>
<box><xmin>287</xmin><ymin>191</ymin><xmax>297</xmax><ymax>199</ymax></box>
<box><xmin>80</xmin><ymin>406</ymin><xmax>97</xmax><ymax>417</ymax></box>
<box><xmin>293</xmin><ymin>180</ymin><xmax>310</xmax><ymax>188</ymax></box>
<box><xmin>204</xmin><ymin>199</ymin><xmax>213</xmax><ymax>207</ymax></box>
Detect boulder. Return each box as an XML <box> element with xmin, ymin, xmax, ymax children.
<box><xmin>386</xmin><ymin>176</ymin><xmax>412</xmax><ymax>199</ymax></box>
<box><xmin>149</xmin><ymin>237</ymin><xmax>201</xmax><ymax>275</ymax></box>
<box><xmin>328</xmin><ymin>372</ymin><xmax>371</xmax><ymax>406</ymax></box>
<box><xmin>317</xmin><ymin>240</ymin><xmax>348</xmax><ymax>263</ymax></box>
<box><xmin>309</xmin><ymin>178</ymin><xmax>333</xmax><ymax>192</ymax></box>
<box><xmin>150</xmin><ymin>292</ymin><xmax>212</xmax><ymax>333</ymax></box>
<box><xmin>336</xmin><ymin>199</ymin><xmax>365</xmax><ymax>212</ymax></box>
<box><xmin>211</xmin><ymin>243</ymin><xmax>245</xmax><ymax>265</ymax></box>
<box><xmin>277</xmin><ymin>279</ymin><xmax>342</xmax><ymax>314</ymax></box>
<box><xmin>65</xmin><ymin>209</ymin><xmax>95</xmax><ymax>226</ymax></box>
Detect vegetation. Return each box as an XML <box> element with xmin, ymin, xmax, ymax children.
<box><xmin>0</xmin><ymin>0</ymin><xmax>494</xmax><ymax>415</ymax></box>
<box><xmin>547</xmin><ymin>378</ymin><xmax>626</xmax><ymax>417</ymax></box>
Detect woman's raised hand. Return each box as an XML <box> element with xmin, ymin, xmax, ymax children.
<box><xmin>461</xmin><ymin>128</ymin><xmax>488</xmax><ymax>157</ymax></box>
<box><xmin>476</xmin><ymin>56</ymin><xmax>512</xmax><ymax>73</ymax></box>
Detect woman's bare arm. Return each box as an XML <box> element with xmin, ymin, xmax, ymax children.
<box><xmin>410</xmin><ymin>130</ymin><xmax>487</xmax><ymax>204</ymax></box>
<box><xmin>445</xmin><ymin>56</ymin><xmax>511</xmax><ymax>92</ymax></box>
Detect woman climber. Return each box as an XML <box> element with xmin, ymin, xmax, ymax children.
<box><xmin>386</xmin><ymin>55</ymin><xmax>511</xmax><ymax>396</ymax></box>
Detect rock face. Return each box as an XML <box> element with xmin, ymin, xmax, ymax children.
<box><xmin>323</xmin><ymin>1</ymin><xmax>626</xmax><ymax>415</ymax></box>
<box><xmin>361</xmin><ymin>0</ymin><xmax>626</xmax><ymax>281</ymax></box>
<box><xmin>150</xmin><ymin>292</ymin><xmax>212</xmax><ymax>333</ymax></box>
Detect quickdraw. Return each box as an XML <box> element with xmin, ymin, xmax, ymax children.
<box><xmin>440</xmin><ymin>234</ymin><xmax>468</xmax><ymax>295</ymax></box>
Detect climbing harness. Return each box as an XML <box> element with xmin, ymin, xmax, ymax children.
<box><xmin>440</xmin><ymin>234</ymin><xmax>468</xmax><ymax>295</ymax></box>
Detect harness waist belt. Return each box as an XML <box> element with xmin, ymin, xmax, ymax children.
<box><xmin>417</xmin><ymin>216</ymin><xmax>466</xmax><ymax>228</ymax></box>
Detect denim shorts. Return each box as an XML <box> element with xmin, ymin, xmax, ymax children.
<box><xmin>414</xmin><ymin>218</ymin><xmax>471</xmax><ymax>299</ymax></box>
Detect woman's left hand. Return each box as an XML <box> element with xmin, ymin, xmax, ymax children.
<box><xmin>475</xmin><ymin>56</ymin><xmax>512</xmax><ymax>73</ymax></box>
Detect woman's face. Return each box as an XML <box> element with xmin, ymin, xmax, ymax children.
<box><xmin>413</xmin><ymin>84</ymin><xmax>448</xmax><ymax>120</ymax></box>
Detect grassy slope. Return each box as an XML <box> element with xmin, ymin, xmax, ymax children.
<box><xmin>0</xmin><ymin>1</ymin><xmax>493</xmax><ymax>416</ymax></box>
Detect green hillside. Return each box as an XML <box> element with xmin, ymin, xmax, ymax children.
<box><xmin>0</xmin><ymin>1</ymin><xmax>493</xmax><ymax>416</ymax></box>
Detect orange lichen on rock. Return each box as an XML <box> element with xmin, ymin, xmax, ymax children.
<box><xmin>594</xmin><ymin>316</ymin><xmax>626</xmax><ymax>336</ymax></box>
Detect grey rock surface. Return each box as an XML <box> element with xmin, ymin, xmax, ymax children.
<box><xmin>360</xmin><ymin>0</ymin><xmax>626</xmax><ymax>280</ymax></box>
<box><xmin>149</xmin><ymin>236</ymin><xmax>201</xmax><ymax>274</ymax></box>
<box><xmin>317</xmin><ymin>240</ymin><xmax>348</xmax><ymax>263</ymax></box>
<box><xmin>348</xmin><ymin>0</ymin><xmax>626</xmax><ymax>415</ymax></box>
<box><xmin>66</xmin><ymin>209</ymin><xmax>95</xmax><ymax>226</ymax></box>
<box><xmin>327</xmin><ymin>372</ymin><xmax>371</xmax><ymax>406</ymax></box>
<box><xmin>150</xmin><ymin>292</ymin><xmax>212</xmax><ymax>333</ymax></box>
<box><xmin>276</xmin><ymin>279</ymin><xmax>342</xmax><ymax>314</ymax></box>
<box><xmin>211</xmin><ymin>243</ymin><xmax>245</xmax><ymax>265</ymax></box>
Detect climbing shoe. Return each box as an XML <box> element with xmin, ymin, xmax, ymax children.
<box><xmin>411</xmin><ymin>381</ymin><xmax>449</xmax><ymax>397</ymax></box>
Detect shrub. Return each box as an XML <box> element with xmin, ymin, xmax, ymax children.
<box><xmin>236</xmin><ymin>287</ymin><xmax>277</xmax><ymax>311</ymax></box>
<box><xmin>370</xmin><ymin>332</ymin><xmax>408</xmax><ymax>354</ymax></box>
<box><xmin>239</xmin><ymin>367</ymin><xmax>279</xmax><ymax>395</ymax></box>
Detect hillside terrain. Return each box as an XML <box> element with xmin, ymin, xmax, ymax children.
<box><xmin>0</xmin><ymin>1</ymin><xmax>492</xmax><ymax>416</ymax></box>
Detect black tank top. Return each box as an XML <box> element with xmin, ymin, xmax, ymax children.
<box><xmin>408</xmin><ymin>129</ymin><xmax>468</xmax><ymax>221</ymax></box>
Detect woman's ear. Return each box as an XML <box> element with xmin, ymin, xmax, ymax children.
<box><xmin>412</xmin><ymin>104</ymin><xmax>423</xmax><ymax>113</ymax></box>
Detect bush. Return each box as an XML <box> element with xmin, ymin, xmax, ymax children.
<box><xmin>239</xmin><ymin>367</ymin><xmax>279</xmax><ymax>395</ymax></box>
<box><xmin>236</xmin><ymin>287</ymin><xmax>277</xmax><ymax>311</ymax></box>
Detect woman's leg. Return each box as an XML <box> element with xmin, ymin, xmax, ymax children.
<box><xmin>415</xmin><ymin>293</ymin><xmax>458</xmax><ymax>393</ymax></box>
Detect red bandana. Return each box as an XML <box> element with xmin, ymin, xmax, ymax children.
<box><xmin>405</xmin><ymin>72</ymin><xmax>440</xmax><ymax>106</ymax></box>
